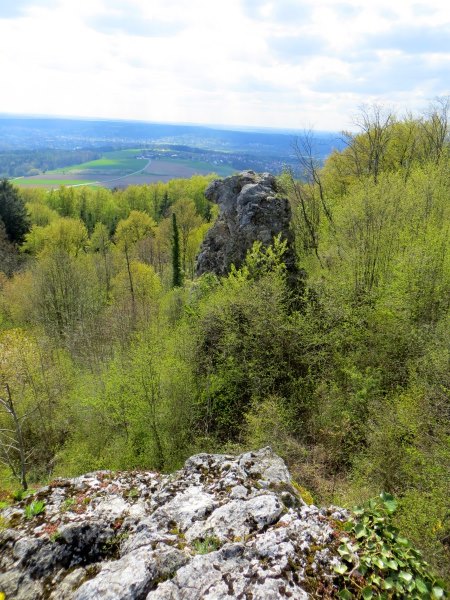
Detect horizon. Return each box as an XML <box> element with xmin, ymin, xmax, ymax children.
<box><xmin>0</xmin><ymin>112</ymin><xmax>341</xmax><ymax>136</ymax></box>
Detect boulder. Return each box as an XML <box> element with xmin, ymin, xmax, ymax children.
<box><xmin>0</xmin><ymin>448</ymin><xmax>348</xmax><ymax>599</ymax></box>
<box><xmin>196</xmin><ymin>171</ymin><xmax>297</xmax><ymax>277</ymax></box>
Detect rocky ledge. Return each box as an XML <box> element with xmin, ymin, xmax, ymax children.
<box><xmin>0</xmin><ymin>448</ymin><xmax>348</xmax><ymax>599</ymax></box>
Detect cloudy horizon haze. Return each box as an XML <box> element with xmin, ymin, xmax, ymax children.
<box><xmin>0</xmin><ymin>0</ymin><xmax>449</xmax><ymax>131</ymax></box>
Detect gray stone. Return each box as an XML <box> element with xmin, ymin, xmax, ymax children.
<box><xmin>185</xmin><ymin>493</ymin><xmax>283</xmax><ymax>542</ymax></box>
<box><xmin>74</xmin><ymin>545</ymin><xmax>187</xmax><ymax>600</ymax></box>
<box><xmin>196</xmin><ymin>171</ymin><xmax>297</xmax><ymax>278</ymax></box>
<box><xmin>0</xmin><ymin>447</ymin><xmax>349</xmax><ymax>599</ymax></box>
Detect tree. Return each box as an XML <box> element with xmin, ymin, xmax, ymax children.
<box><xmin>343</xmin><ymin>104</ymin><xmax>395</xmax><ymax>183</ymax></box>
<box><xmin>90</xmin><ymin>222</ymin><xmax>113</xmax><ymax>298</ymax></box>
<box><xmin>172</xmin><ymin>213</ymin><xmax>182</xmax><ymax>287</ymax></box>
<box><xmin>0</xmin><ymin>329</ymin><xmax>75</xmax><ymax>487</ymax></box>
<box><xmin>22</xmin><ymin>217</ymin><xmax>89</xmax><ymax>257</ymax></box>
<box><xmin>115</xmin><ymin>210</ymin><xmax>156</xmax><ymax>324</ymax></box>
<box><xmin>0</xmin><ymin>179</ymin><xmax>30</xmax><ymax>244</ymax></box>
<box><xmin>0</xmin><ymin>221</ymin><xmax>23</xmax><ymax>276</ymax></box>
<box><xmin>421</xmin><ymin>96</ymin><xmax>449</xmax><ymax>163</ymax></box>
<box><xmin>0</xmin><ymin>380</ymin><xmax>28</xmax><ymax>489</ymax></box>
<box><xmin>31</xmin><ymin>251</ymin><xmax>104</xmax><ymax>348</ymax></box>
<box><xmin>171</xmin><ymin>199</ymin><xmax>203</xmax><ymax>273</ymax></box>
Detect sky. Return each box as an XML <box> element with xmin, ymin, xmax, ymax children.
<box><xmin>0</xmin><ymin>0</ymin><xmax>449</xmax><ymax>131</ymax></box>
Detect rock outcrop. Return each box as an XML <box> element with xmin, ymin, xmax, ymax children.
<box><xmin>196</xmin><ymin>171</ymin><xmax>296</xmax><ymax>277</ymax></box>
<box><xmin>0</xmin><ymin>448</ymin><xmax>348</xmax><ymax>599</ymax></box>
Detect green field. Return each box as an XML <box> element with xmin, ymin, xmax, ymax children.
<box><xmin>15</xmin><ymin>179</ymin><xmax>96</xmax><ymax>187</ymax></box>
<box><xmin>55</xmin><ymin>156</ymin><xmax>145</xmax><ymax>172</ymax></box>
<box><xmin>13</xmin><ymin>149</ymin><xmax>235</xmax><ymax>189</ymax></box>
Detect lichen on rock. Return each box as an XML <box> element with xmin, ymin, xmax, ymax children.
<box><xmin>0</xmin><ymin>447</ymin><xmax>347</xmax><ymax>599</ymax></box>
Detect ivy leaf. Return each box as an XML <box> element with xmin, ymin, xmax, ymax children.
<box><xmin>432</xmin><ymin>587</ymin><xmax>445</xmax><ymax>599</ymax></box>
<box><xmin>354</xmin><ymin>523</ymin><xmax>367</xmax><ymax>538</ymax></box>
<box><xmin>370</xmin><ymin>574</ymin><xmax>381</xmax><ymax>587</ymax></box>
<box><xmin>386</xmin><ymin>559</ymin><xmax>398</xmax><ymax>570</ymax></box>
<box><xmin>383</xmin><ymin>577</ymin><xmax>394</xmax><ymax>590</ymax></box>
<box><xmin>398</xmin><ymin>571</ymin><xmax>413</xmax><ymax>583</ymax></box>
<box><xmin>362</xmin><ymin>586</ymin><xmax>373</xmax><ymax>599</ymax></box>
<box><xmin>415</xmin><ymin>579</ymin><xmax>429</xmax><ymax>594</ymax></box>
<box><xmin>338</xmin><ymin>590</ymin><xmax>353</xmax><ymax>600</ymax></box>
<box><xmin>380</xmin><ymin>492</ymin><xmax>397</xmax><ymax>513</ymax></box>
<box><xmin>374</xmin><ymin>557</ymin><xmax>386</xmax><ymax>569</ymax></box>
<box><xmin>396</xmin><ymin>537</ymin><xmax>410</xmax><ymax>546</ymax></box>
<box><xmin>338</xmin><ymin>544</ymin><xmax>352</xmax><ymax>559</ymax></box>
<box><xmin>334</xmin><ymin>562</ymin><xmax>348</xmax><ymax>574</ymax></box>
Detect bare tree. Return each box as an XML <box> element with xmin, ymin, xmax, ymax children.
<box><xmin>343</xmin><ymin>104</ymin><xmax>395</xmax><ymax>183</ymax></box>
<box><xmin>421</xmin><ymin>96</ymin><xmax>449</xmax><ymax>163</ymax></box>
<box><xmin>285</xmin><ymin>130</ymin><xmax>336</xmax><ymax>265</ymax></box>
<box><xmin>0</xmin><ymin>382</ymin><xmax>30</xmax><ymax>489</ymax></box>
<box><xmin>292</xmin><ymin>131</ymin><xmax>334</xmax><ymax>227</ymax></box>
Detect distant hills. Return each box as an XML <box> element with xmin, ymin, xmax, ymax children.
<box><xmin>0</xmin><ymin>115</ymin><xmax>344</xmax><ymax>156</ymax></box>
<box><xmin>0</xmin><ymin>115</ymin><xmax>346</xmax><ymax>181</ymax></box>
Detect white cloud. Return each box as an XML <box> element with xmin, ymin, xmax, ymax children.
<box><xmin>0</xmin><ymin>0</ymin><xmax>449</xmax><ymax>131</ymax></box>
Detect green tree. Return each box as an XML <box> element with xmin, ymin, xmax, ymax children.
<box><xmin>115</xmin><ymin>210</ymin><xmax>156</xmax><ymax>323</ymax></box>
<box><xmin>0</xmin><ymin>179</ymin><xmax>30</xmax><ymax>244</ymax></box>
<box><xmin>171</xmin><ymin>199</ymin><xmax>203</xmax><ymax>273</ymax></box>
<box><xmin>90</xmin><ymin>222</ymin><xmax>113</xmax><ymax>298</ymax></box>
<box><xmin>23</xmin><ymin>217</ymin><xmax>89</xmax><ymax>257</ymax></box>
<box><xmin>172</xmin><ymin>213</ymin><xmax>182</xmax><ymax>287</ymax></box>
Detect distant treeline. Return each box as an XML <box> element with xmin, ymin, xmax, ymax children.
<box><xmin>0</xmin><ymin>149</ymin><xmax>101</xmax><ymax>178</ymax></box>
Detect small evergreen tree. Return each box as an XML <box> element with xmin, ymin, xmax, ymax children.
<box><xmin>159</xmin><ymin>191</ymin><xmax>171</xmax><ymax>218</ymax></box>
<box><xmin>0</xmin><ymin>178</ymin><xmax>30</xmax><ymax>244</ymax></box>
<box><xmin>172</xmin><ymin>213</ymin><xmax>182</xmax><ymax>287</ymax></box>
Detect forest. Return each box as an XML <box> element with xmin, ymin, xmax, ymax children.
<box><xmin>0</xmin><ymin>103</ymin><xmax>449</xmax><ymax>583</ymax></box>
<box><xmin>0</xmin><ymin>148</ymin><xmax>102</xmax><ymax>178</ymax></box>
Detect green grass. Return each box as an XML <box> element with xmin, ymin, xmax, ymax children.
<box><xmin>15</xmin><ymin>179</ymin><xmax>95</xmax><ymax>186</ymax></box>
<box><xmin>56</xmin><ymin>158</ymin><xmax>144</xmax><ymax>172</ymax></box>
<box><xmin>52</xmin><ymin>150</ymin><xmax>147</xmax><ymax>173</ymax></box>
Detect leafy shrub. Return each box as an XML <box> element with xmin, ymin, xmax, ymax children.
<box><xmin>334</xmin><ymin>493</ymin><xmax>447</xmax><ymax>599</ymax></box>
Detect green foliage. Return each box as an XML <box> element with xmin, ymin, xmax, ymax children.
<box><xmin>228</xmin><ymin>234</ymin><xmax>288</xmax><ymax>282</ymax></box>
<box><xmin>334</xmin><ymin>493</ymin><xmax>447</xmax><ymax>599</ymax></box>
<box><xmin>290</xmin><ymin>480</ymin><xmax>314</xmax><ymax>505</ymax></box>
<box><xmin>172</xmin><ymin>213</ymin><xmax>182</xmax><ymax>287</ymax></box>
<box><xmin>12</xmin><ymin>488</ymin><xmax>26</xmax><ymax>502</ymax></box>
<box><xmin>192</xmin><ymin>537</ymin><xmax>222</xmax><ymax>554</ymax></box>
<box><xmin>0</xmin><ymin>178</ymin><xmax>30</xmax><ymax>244</ymax></box>
<box><xmin>192</xmin><ymin>252</ymin><xmax>295</xmax><ymax>441</ymax></box>
<box><xmin>24</xmin><ymin>500</ymin><xmax>46</xmax><ymax>519</ymax></box>
<box><xmin>23</xmin><ymin>217</ymin><xmax>89</xmax><ymax>256</ymax></box>
<box><xmin>49</xmin><ymin>530</ymin><xmax>61</xmax><ymax>542</ymax></box>
<box><xmin>60</xmin><ymin>497</ymin><xmax>76</xmax><ymax>513</ymax></box>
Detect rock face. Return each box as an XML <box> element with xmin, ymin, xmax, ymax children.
<box><xmin>0</xmin><ymin>448</ymin><xmax>348</xmax><ymax>599</ymax></box>
<box><xmin>196</xmin><ymin>171</ymin><xmax>296</xmax><ymax>277</ymax></box>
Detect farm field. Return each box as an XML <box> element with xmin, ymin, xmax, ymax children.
<box><xmin>13</xmin><ymin>149</ymin><xmax>236</xmax><ymax>189</ymax></box>
<box><xmin>14</xmin><ymin>177</ymin><xmax>98</xmax><ymax>188</ymax></box>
